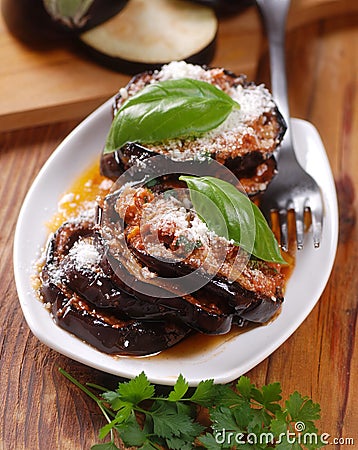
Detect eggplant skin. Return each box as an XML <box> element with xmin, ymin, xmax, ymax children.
<box><xmin>105</xmin><ymin>250</ymin><xmax>234</xmax><ymax>335</ymax></box>
<box><xmin>40</xmin><ymin>222</ymin><xmax>191</xmax><ymax>355</ymax></box>
<box><xmin>44</xmin><ymin>283</ymin><xmax>190</xmax><ymax>356</ymax></box>
<box><xmin>39</xmin><ymin>200</ymin><xmax>283</xmax><ymax>353</ymax></box>
<box><xmin>1</xmin><ymin>0</ymin><xmax>64</xmax><ymax>46</ymax></box>
<box><xmin>190</xmin><ymin>0</ymin><xmax>254</xmax><ymax>15</ymax></box>
<box><xmin>128</xmin><ymin>243</ymin><xmax>283</xmax><ymax>325</ymax></box>
<box><xmin>41</xmin><ymin>219</ymin><xmax>233</xmax><ymax>342</ymax></box>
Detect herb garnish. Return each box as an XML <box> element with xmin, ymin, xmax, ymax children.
<box><xmin>179</xmin><ymin>176</ymin><xmax>287</xmax><ymax>264</ymax></box>
<box><xmin>104</xmin><ymin>78</ymin><xmax>239</xmax><ymax>154</ymax></box>
<box><xmin>59</xmin><ymin>368</ymin><xmax>323</xmax><ymax>449</ymax></box>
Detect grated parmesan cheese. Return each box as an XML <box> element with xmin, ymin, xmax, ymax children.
<box><xmin>229</xmin><ymin>84</ymin><xmax>275</xmax><ymax>122</ymax></box>
<box><xmin>59</xmin><ymin>192</ymin><xmax>75</xmax><ymax>206</ymax></box>
<box><xmin>142</xmin><ymin>61</ymin><xmax>278</xmax><ymax>161</ymax></box>
<box><xmin>157</xmin><ymin>60</ymin><xmax>208</xmax><ymax>81</ymax></box>
<box><xmin>68</xmin><ymin>239</ymin><xmax>101</xmax><ymax>270</ymax></box>
<box><xmin>157</xmin><ymin>61</ymin><xmax>274</xmax><ymax>123</ymax></box>
<box><xmin>140</xmin><ymin>193</ymin><xmax>229</xmax><ymax>261</ymax></box>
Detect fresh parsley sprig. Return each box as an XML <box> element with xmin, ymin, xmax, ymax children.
<box><xmin>59</xmin><ymin>368</ymin><xmax>324</xmax><ymax>450</ymax></box>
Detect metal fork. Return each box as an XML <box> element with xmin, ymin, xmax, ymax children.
<box><xmin>256</xmin><ymin>0</ymin><xmax>323</xmax><ymax>251</ymax></box>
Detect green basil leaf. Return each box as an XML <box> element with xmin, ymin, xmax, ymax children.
<box><xmin>104</xmin><ymin>78</ymin><xmax>239</xmax><ymax>154</ymax></box>
<box><xmin>179</xmin><ymin>175</ymin><xmax>287</xmax><ymax>264</ymax></box>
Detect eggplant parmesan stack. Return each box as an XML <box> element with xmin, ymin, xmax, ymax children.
<box><xmin>38</xmin><ymin>61</ymin><xmax>288</xmax><ymax>356</ymax></box>
<box><xmin>101</xmin><ymin>61</ymin><xmax>286</xmax><ymax>196</ymax></box>
<box><xmin>39</xmin><ymin>177</ymin><xmax>285</xmax><ymax>356</ymax></box>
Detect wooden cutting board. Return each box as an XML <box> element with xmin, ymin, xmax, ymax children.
<box><xmin>0</xmin><ymin>0</ymin><xmax>356</xmax><ymax>133</ymax></box>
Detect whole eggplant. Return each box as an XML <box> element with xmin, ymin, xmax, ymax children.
<box><xmin>1</xmin><ymin>0</ymin><xmax>129</xmax><ymax>46</ymax></box>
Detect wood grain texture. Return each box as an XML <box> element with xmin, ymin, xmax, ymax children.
<box><xmin>0</xmin><ymin>9</ymin><xmax>357</xmax><ymax>450</ymax></box>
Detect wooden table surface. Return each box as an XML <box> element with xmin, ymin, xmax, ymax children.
<box><xmin>0</xmin><ymin>3</ymin><xmax>357</xmax><ymax>450</ymax></box>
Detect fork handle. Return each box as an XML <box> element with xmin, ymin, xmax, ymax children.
<box><xmin>256</xmin><ymin>0</ymin><xmax>292</xmax><ymax>144</ymax></box>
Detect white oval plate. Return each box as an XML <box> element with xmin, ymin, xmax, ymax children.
<box><xmin>13</xmin><ymin>99</ymin><xmax>338</xmax><ymax>386</ymax></box>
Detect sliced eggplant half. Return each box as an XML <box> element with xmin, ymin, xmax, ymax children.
<box><xmin>79</xmin><ymin>0</ymin><xmax>218</xmax><ymax>73</ymax></box>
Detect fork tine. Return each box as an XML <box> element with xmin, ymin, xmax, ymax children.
<box><xmin>278</xmin><ymin>210</ymin><xmax>289</xmax><ymax>252</ymax></box>
<box><xmin>293</xmin><ymin>203</ymin><xmax>305</xmax><ymax>250</ymax></box>
<box><xmin>307</xmin><ymin>192</ymin><xmax>324</xmax><ymax>248</ymax></box>
<box><xmin>311</xmin><ymin>206</ymin><xmax>323</xmax><ymax>248</ymax></box>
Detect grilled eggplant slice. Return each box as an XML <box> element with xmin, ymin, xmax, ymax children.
<box><xmin>41</xmin><ymin>218</ymin><xmax>233</xmax><ymax>340</ymax></box>
<box><xmin>40</xmin><ymin>221</ymin><xmax>191</xmax><ymax>355</ymax></box>
<box><xmin>103</xmin><ymin>183</ymin><xmax>284</xmax><ymax>326</ymax></box>
<box><xmin>43</xmin><ymin>282</ymin><xmax>189</xmax><ymax>356</ymax></box>
<box><xmin>100</xmin><ymin>62</ymin><xmax>286</xmax><ymax>195</ymax></box>
<box><xmin>105</xmin><ymin>250</ymin><xmax>234</xmax><ymax>335</ymax></box>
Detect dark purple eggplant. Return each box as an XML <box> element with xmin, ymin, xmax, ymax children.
<box><xmin>43</xmin><ymin>282</ymin><xmax>190</xmax><ymax>356</ymax></box>
<box><xmin>105</xmin><ymin>250</ymin><xmax>234</xmax><ymax>335</ymax></box>
<box><xmin>1</xmin><ymin>0</ymin><xmax>129</xmax><ymax>47</ymax></box>
<box><xmin>100</xmin><ymin>143</ymin><xmax>278</xmax><ymax>197</ymax></box>
<box><xmin>40</xmin><ymin>222</ymin><xmax>191</xmax><ymax>355</ymax></box>
<box><xmin>190</xmin><ymin>0</ymin><xmax>254</xmax><ymax>16</ymax></box>
<box><xmin>39</xmin><ymin>130</ymin><xmax>285</xmax><ymax>354</ymax></box>
<box><xmin>128</xmin><ymin>242</ymin><xmax>283</xmax><ymax>324</ymax></box>
<box><xmin>41</xmin><ymin>220</ymin><xmax>167</xmax><ymax>317</ymax></box>
<box><xmin>41</xmin><ymin>219</ymin><xmax>234</xmax><ymax>335</ymax></box>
